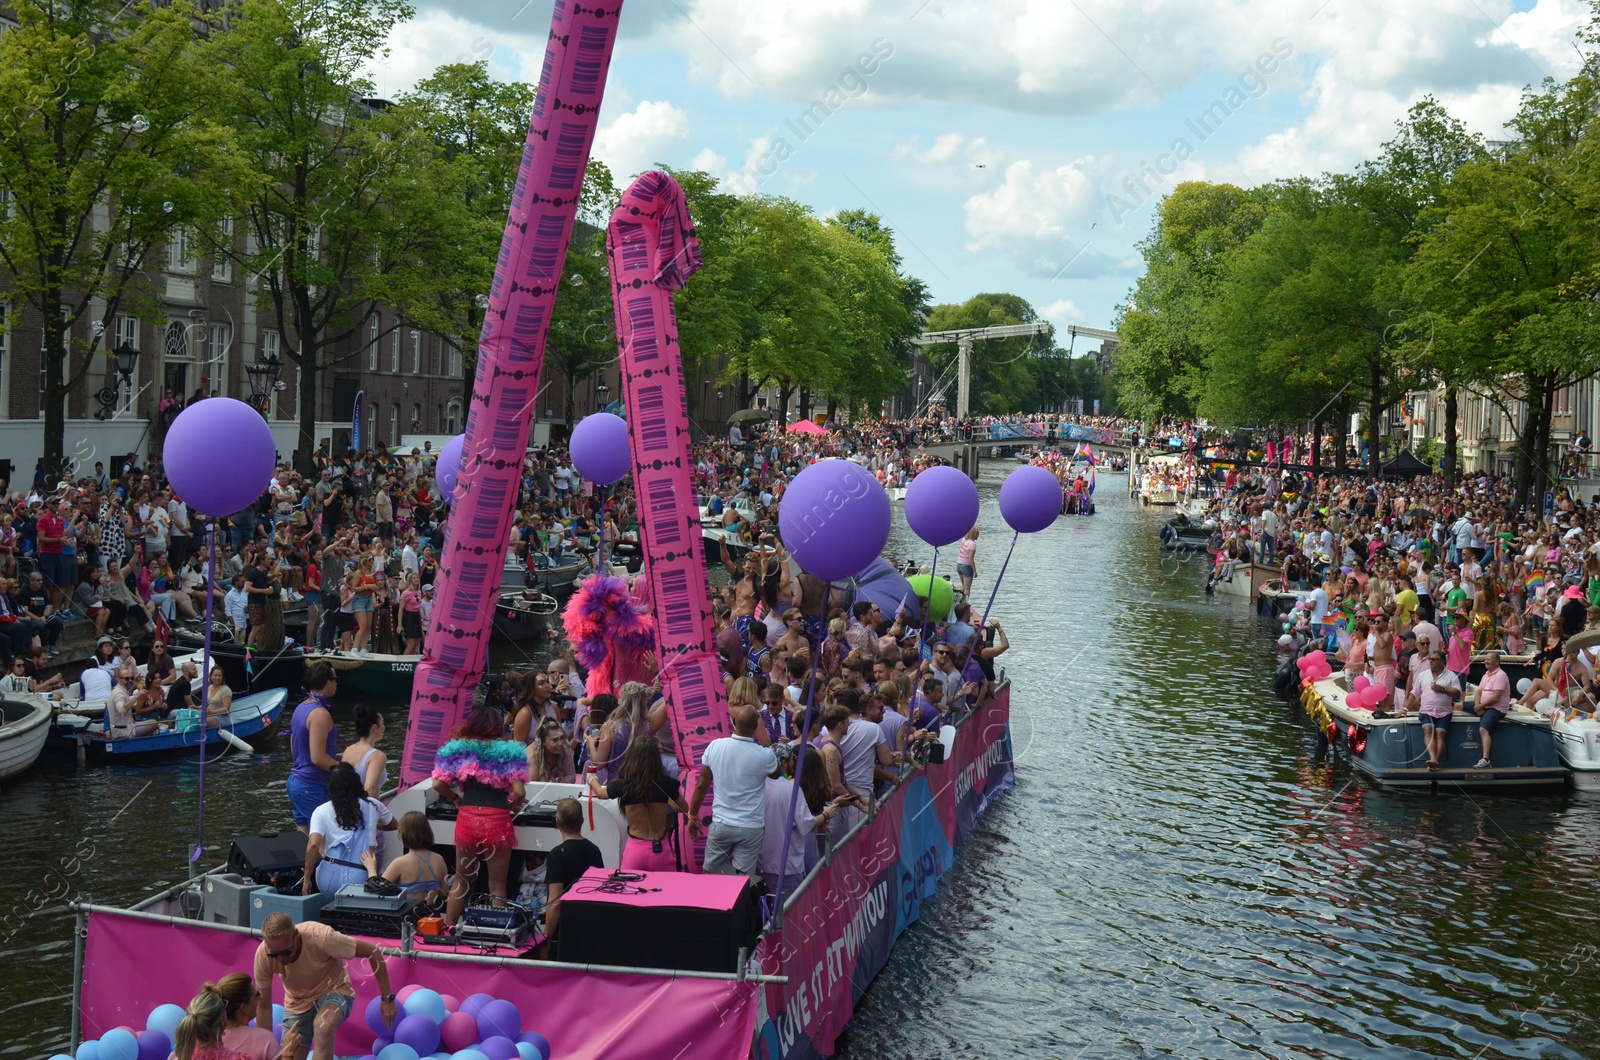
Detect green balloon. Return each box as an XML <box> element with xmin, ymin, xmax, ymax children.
<box><xmin>907</xmin><ymin>574</ymin><xmax>954</xmax><ymax>622</ymax></box>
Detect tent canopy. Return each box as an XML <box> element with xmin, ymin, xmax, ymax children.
<box><xmin>1378</xmin><ymin>449</ymin><xmax>1432</xmax><ymax>478</ymax></box>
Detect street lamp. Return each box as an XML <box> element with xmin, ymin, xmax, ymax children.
<box><xmin>245</xmin><ymin>355</ymin><xmax>283</xmax><ymax>417</ymax></box>
<box><xmin>96</xmin><ymin>342</ymin><xmax>140</xmax><ymax>420</ymax></box>
<box><xmin>595</xmin><ymin>380</ymin><xmax>610</xmax><ymax>409</ymax></box>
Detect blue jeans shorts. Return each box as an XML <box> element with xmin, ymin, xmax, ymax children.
<box><xmin>1420</xmin><ymin>712</ymin><xmax>1451</xmax><ymax>733</ymax></box>
<box><xmin>282</xmin><ymin>992</ymin><xmax>353</xmax><ymax>1046</ymax></box>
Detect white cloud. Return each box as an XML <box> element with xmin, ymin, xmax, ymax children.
<box><xmin>962</xmin><ymin>158</ymin><xmax>1107</xmax><ymax>276</ymax></box>
<box><xmin>593</xmin><ymin>100</ymin><xmax>693</xmax><ymax>183</ymax></box>
<box><xmin>895</xmin><ymin>134</ymin><xmax>1002</xmax><ymax>169</ymax></box>
<box><xmin>371</xmin><ymin>9</ymin><xmax>539</xmax><ymax>98</ymax></box>
<box><xmin>1038</xmin><ymin>299</ymin><xmax>1086</xmax><ymax>332</ymax></box>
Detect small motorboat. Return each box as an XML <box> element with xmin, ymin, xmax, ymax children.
<box><xmin>526</xmin><ymin>550</ymin><xmax>590</xmax><ymax>598</ymax></box>
<box><xmin>303</xmin><ymin>650</ymin><xmax>418</xmax><ymax>699</ymax></box>
<box><xmin>0</xmin><ymin>697</ymin><xmax>53</xmax><ymax>781</ymax></box>
<box><xmin>1550</xmin><ymin>710</ymin><xmax>1600</xmax><ymax>792</ymax></box>
<box><xmin>699</xmin><ymin>496</ymin><xmax>755</xmax><ymax>566</ymax></box>
<box><xmin>54</xmin><ymin>687</ymin><xmax>289</xmax><ymax>759</ymax></box>
<box><xmin>1307</xmin><ymin>673</ymin><xmax>1567</xmax><ymax>788</ymax></box>
<box><xmin>164</xmin><ymin>634</ymin><xmax>308</xmax><ymax>697</ymax></box>
<box><xmin>493</xmin><ymin>589</ymin><xmax>561</xmax><ymax>643</ymax></box>
<box><xmin>1159</xmin><ymin>520</ymin><xmax>1211</xmax><ymax>551</ymax></box>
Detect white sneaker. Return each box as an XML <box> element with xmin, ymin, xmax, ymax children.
<box><xmin>1473</xmin><ymin>758</ymin><xmax>1491</xmax><ymax>768</ymax></box>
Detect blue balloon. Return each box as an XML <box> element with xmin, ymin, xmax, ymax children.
<box><xmin>378</xmin><ymin>1044</ymin><xmax>421</xmax><ymax>1060</ymax></box>
<box><xmin>74</xmin><ymin>1042</ymin><xmax>100</xmax><ymax>1060</ymax></box>
<box><xmin>403</xmin><ymin>988</ymin><xmax>448</xmax><ymax>1024</ymax></box>
<box><xmin>450</xmin><ymin>1051</ymin><xmax>491</xmax><ymax>1060</ymax></box>
<box><xmin>47</xmin><ymin>1054</ymin><xmax>75</xmax><ymax>1060</ymax></box>
<box><xmin>144</xmin><ymin>1004</ymin><xmax>186</xmax><ymax>1042</ymax></box>
<box><xmin>516</xmin><ymin>1031</ymin><xmax>551</xmax><ymax>1060</ymax></box>
<box><xmin>96</xmin><ymin>1030</ymin><xmax>138</xmax><ymax>1060</ymax></box>
<box><xmin>515</xmin><ymin>1046</ymin><xmax>540</xmax><ymax>1060</ymax></box>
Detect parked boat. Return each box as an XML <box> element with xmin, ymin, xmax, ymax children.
<box><xmin>164</xmin><ymin>634</ymin><xmax>307</xmax><ymax>697</ymax></box>
<box><xmin>53</xmin><ymin>688</ymin><xmax>288</xmax><ymax>759</ymax></box>
<box><xmin>1305</xmin><ymin>673</ymin><xmax>1566</xmax><ymax>788</ymax></box>
<box><xmin>0</xmin><ymin>698</ymin><xmax>53</xmax><ymax>781</ymax></box>
<box><xmin>699</xmin><ymin>496</ymin><xmax>755</xmax><ymax>566</ymax></box>
<box><xmin>1550</xmin><ymin>711</ymin><xmax>1600</xmax><ymax>792</ymax></box>
<box><xmin>304</xmin><ymin>650</ymin><xmax>418</xmax><ymax>699</ymax></box>
<box><xmin>1159</xmin><ymin>520</ymin><xmax>1211</xmax><ymax>551</ymax></box>
<box><xmin>493</xmin><ymin>588</ymin><xmax>560</xmax><ymax>642</ymax></box>
<box><xmin>525</xmin><ymin>550</ymin><xmax>590</xmax><ymax>597</ymax></box>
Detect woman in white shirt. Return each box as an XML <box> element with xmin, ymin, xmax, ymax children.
<box><xmin>304</xmin><ymin>762</ymin><xmax>396</xmax><ymax>897</ymax></box>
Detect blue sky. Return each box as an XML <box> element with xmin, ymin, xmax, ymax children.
<box><xmin>371</xmin><ymin>0</ymin><xmax>1591</xmax><ymax>349</ymax></box>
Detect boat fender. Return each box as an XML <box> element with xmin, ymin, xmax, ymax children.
<box><xmin>219</xmin><ymin>728</ymin><xmax>254</xmax><ymax>754</ymax></box>
<box><xmin>1346</xmin><ymin>723</ymin><xmax>1368</xmax><ymax>754</ymax></box>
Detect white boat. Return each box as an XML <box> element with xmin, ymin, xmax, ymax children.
<box><xmin>0</xmin><ymin>697</ymin><xmax>53</xmax><ymax>781</ymax></box>
<box><xmin>1550</xmin><ymin>712</ymin><xmax>1600</xmax><ymax>792</ymax></box>
<box><xmin>699</xmin><ymin>495</ymin><xmax>756</xmax><ymax>565</ymax></box>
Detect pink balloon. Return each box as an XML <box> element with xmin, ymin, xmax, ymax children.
<box><xmin>440</xmin><ymin>1012</ymin><xmax>479</xmax><ymax>1054</ymax></box>
<box><xmin>396</xmin><ymin>985</ymin><xmax>422</xmax><ymax>1005</ymax></box>
<box><xmin>1297</xmin><ymin>655</ymin><xmax>1316</xmax><ymax>670</ymax></box>
<box><xmin>1352</xmin><ymin>675</ymin><xmax>1370</xmax><ymax>692</ymax></box>
<box><xmin>440</xmin><ymin>995</ymin><xmax>460</xmax><ymax>1014</ymax></box>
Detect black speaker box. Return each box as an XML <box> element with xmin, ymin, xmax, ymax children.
<box><xmin>227</xmin><ymin>832</ymin><xmax>307</xmax><ymax>893</ymax></box>
<box><xmin>557</xmin><ymin>877</ymin><xmax>761</xmax><ymax>973</ymax></box>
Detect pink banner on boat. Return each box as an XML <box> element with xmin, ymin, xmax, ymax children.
<box><xmin>606</xmin><ymin>171</ymin><xmax>729</xmax><ymax>866</ymax></box>
<box><xmin>756</xmin><ymin>688</ymin><xmax>1014</xmax><ymax>1059</ymax></box>
<box><xmin>81</xmin><ymin>911</ymin><xmax>759</xmax><ymax>1060</ymax></box>
<box><xmin>401</xmin><ymin>0</ymin><xmax>623</xmax><ymax>785</ymax></box>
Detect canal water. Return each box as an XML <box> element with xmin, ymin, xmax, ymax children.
<box><xmin>5</xmin><ymin>465</ymin><xmax>1600</xmax><ymax>1059</ymax></box>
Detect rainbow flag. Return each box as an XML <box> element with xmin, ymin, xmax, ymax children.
<box><xmin>1526</xmin><ymin>571</ymin><xmax>1544</xmax><ymax>593</ymax></box>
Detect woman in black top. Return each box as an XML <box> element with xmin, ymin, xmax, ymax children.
<box><xmin>587</xmin><ymin>736</ymin><xmax>690</xmax><ymax>872</ymax></box>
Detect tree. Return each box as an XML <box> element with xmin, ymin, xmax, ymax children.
<box><xmin>207</xmin><ymin>0</ymin><xmax>417</xmax><ymax>472</ymax></box>
<box><xmin>1112</xmin><ymin>182</ymin><xmax>1263</xmax><ymax>421</ymax></box>
<box><xmin>1403</xmin><ymin>72</ymin><xmax>1600</xmax><ymax>509</ymax></box>
<box><xmin>821</xmin><ymin>211</ymin><xmax>921</xmax><ymax>420</ymax></box>
<box><xmin>0</xmin><ymin>0</ymin><xmax>249</xmax><ymax>477</ymax></box>
<box><xmin>1373</xmin><ymin>97</ymin><xmax>1489</xmax><ymax>489</ymax></box>
<box><xmin>379</xmin><ymin>62</ymin><xmax>538</xmax><ymax>384</ymax></box>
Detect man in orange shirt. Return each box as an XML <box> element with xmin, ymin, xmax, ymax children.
<box><xmin>253</xmin><ymin>912</ymin><xmax>396</xmax><ymax>1060</ymax></box>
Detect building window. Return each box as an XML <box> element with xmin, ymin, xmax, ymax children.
<box><xmin>166</xmin><ymin>227</ymin><xmax>196</xmax><ymax>274</ymax></box>
<box><xmin>410</xmin><ymin>403</ymin><xmax>421</xmax><ymax>432</ymax></box>
<box><xmin>209</xmin><ymin>323</ymin><xmax>231</xmax><ymax>396</ymax></box>
<box><xmin>448</xmin><ymin>343</ymin><xmax>461</xmax><ymax>378</ymax></box>
<box><xmin>368</xmin><ymin>402</ymin><xmax>378</xmax><ymax>450</ymax></box>
<box><xmin>366</xmin><ymin>314</ymin><xmax>379</xmax><ymax>371</ymax></box>
<box><xmin>114</xmin><ymin>315</ymin><xmax>139</xmax><ymax>414</ymax></box>
<box><xmin>211</xmin><ymin>217</ymin><xmax>234</xmax><ymax>282</ymax></box>
<box><xmin>261</xmin><ymin>330</ymin><xmax>280</xmax><ymax>418</ymax></box>
<box><xmin>390</xmin><ymin>403</ymin><xmax>399</xmax><ymax>446</ymax></box>
<box><xmin>390</xmin><ymin>326</ymin><xmax>400</xmax><ymax>373</ymax></box>
<box><xmin>411</xmin><ymin>329</ymin><xmax>420</xmax><ymax>374</ymax></box>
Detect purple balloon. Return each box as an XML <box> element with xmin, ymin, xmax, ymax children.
<box><xmin>998</xmin><ymin>465</ymin><xmax>1061</xmax><ymax>534</ymax></box>
<box><xmin>569</xmin><ymin>412</ymin><xmax>631</xmax><ymax>486</ymax></box>
<box><xmin>778</xmin><ymin>459</ymin><xmax>892</xmax><ymax>581</ymax></box>
<box><xmin>476</xmin><ymin>999</ymin><xmax>522</xmax><ymax>1041</ymax></box>
<box><xmin>367</xmin><ymin>996</ymin><xmax>399</xmax><ymax>1036</ymax></box>
<box><xmin>435</xmin><ymin>434</ymin><xmax>465</xmax><ymax>499</ymax></box>
<box><xmin>373</xmin><ymin>1038</ymin><xmax>392</xmax><ymax>1054</ymax></box>
<box><xmin>393</xmin><ymin>1014</ymin><xmax>441</xmax><ymax>1057</ymax></box>
<box><xmin>479</xmin><ymin>1037</ymin><xmax>520</xmax><ymax>1060</ymax></box>
<box><xmin>517</xmin><ymin>1031</ymin><xmax>552</xmax><ymax>1060</ymax></box>
<box><xmin>164</xmin><ymin>397</ymin><xmax>275</xmax><ymax>518</ymax></box>
<box><xmin>459</xmin><ymin>994</ymin><xmax>495</xmax><ymax>1020</ymax></box>
<box><xmin>903</xmin><ymin>465</ymin><xmax>979</xmax><ymax>548</ymax></box>
<box><xmin>134</xmin><ymin>1030</ymin><xmax>171</xmax><ymax>1060</ymax></box>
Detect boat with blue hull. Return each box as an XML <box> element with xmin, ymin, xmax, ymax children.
<box><xmin>54</xmin><ymin>688</ymin><xmax>288</xmax><ymax>759</ymax></box>
<box><xmin>1307</xmin><ymin>675</ymin><xmax>1567</xmax><ymax>788</ymax></box>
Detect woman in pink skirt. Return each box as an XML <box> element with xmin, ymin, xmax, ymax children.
<box><xmin>587</xmin><ymin>736</ymin><xmax>692</xmax><ymax>871</ymax></box>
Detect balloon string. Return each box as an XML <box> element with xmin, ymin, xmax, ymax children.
<box><xmin>768</xmin><ymin>582</ymin><xmax>829</xmax><ymax>928</ymax></box>
<box><xmin>916</xmin><ymin>547</ymin><xmax>940</xmax><ymax>653</ymax></box>
<box><xmin>194</xmin><ymin>522</ymin><xmax>216</xmax><ymax>867</ymax></box>
<box><xmin>963</xmin><ymin>531</ymin><xmax>1018</xmax><ymax>668</ymax></box>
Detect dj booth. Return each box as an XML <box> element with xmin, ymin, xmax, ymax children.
<box><xmin>556</xmin><ymin>869</ymin><xmax>761</xmax><ymax>973</ymax></box>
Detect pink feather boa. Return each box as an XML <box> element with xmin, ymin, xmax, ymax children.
<box><xmin>562</xmin><ymin>574</ymin><xmax>657</xmax><ymax>697</ymax></box>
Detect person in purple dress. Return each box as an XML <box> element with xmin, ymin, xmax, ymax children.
<box><xmin>287</xmin><ymin>663</ymin><xmax>339</xmax><ymax>833</ymax></box>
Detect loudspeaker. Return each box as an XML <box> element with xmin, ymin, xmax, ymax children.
<box><xmin>557</xmin><ymin>876</ymin><xmax>761</xmax><ymax>973</ymax></box>
<box><xmin>227</xmin><ymin>832</ymin><xmax>307</xmax><ymax>893</ymax></box>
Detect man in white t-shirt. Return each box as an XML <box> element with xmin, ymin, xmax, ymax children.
<box><xmin>688</xmin><ymin>704</ymin><xmax>778</xmax><ymax>881</ymax></box>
